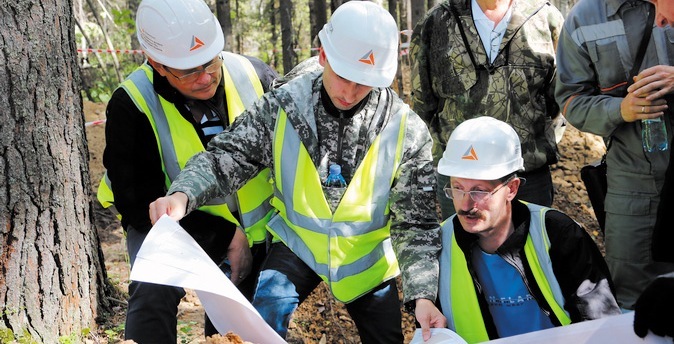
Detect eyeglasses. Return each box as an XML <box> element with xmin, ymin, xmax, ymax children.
<box><xmin>444</xmin><ymin>178</ymin><xmax>512</xmax><ymax>203</ymax></box>
<box><xmin>164</xmin><ymin>56</ymin><xmax>223</xmax><ymax>83</ymax></box>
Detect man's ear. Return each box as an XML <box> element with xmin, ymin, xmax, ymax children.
<box><xmin>506</xmin><ymin>178</ymin><xmax>521</xmax><ymax>201</ymax></box>
<box><xmin>318</xmin><ymin>47</ymin><xmax>326</xmax><ymax>67</ymax></box>
<box><xmin>146</xmin><ymin>57</ymin><xmax>168</xmax><ymax>77</ymax></box>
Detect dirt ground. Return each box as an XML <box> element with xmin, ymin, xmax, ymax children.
<box><xmin>84</xmin><ymin>98</ymin><xmax>606</xmax><ymax>343</ymax></box>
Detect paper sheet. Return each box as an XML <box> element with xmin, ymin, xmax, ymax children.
<box><xmin>129</xmin><ymin>215</ymin><xmax>286</xmax><ymax>343</ymax></box>
<box><xmin>484</xmin><ymin>312</ymin><xmax>671</xmax><ymax>344</ymax></box>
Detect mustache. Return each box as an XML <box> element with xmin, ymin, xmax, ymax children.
<box><xmin>457</xmin><ymin>209</ymin><xmax>479</xmax><ymax>216</ymax></box>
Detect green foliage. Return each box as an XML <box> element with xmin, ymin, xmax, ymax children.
<box><xmin>103</xmin><ymin>323</ymin><xmax>125</xmax><ymax>341</ymax></box>
<box><xmin>111</xmin><ymin>8</ymin><xmax>136</xmax><ymax>36</ymax></box>
<box><xmin>177</xmin><ymin>321</ymin><xmax>198</xmax><ymax>344</ymax></box>
<box><xmin>0</xmin><ymin>328</ymin><xmax>38</xmax><ymax>344</ymax></box>
<box><xmin>75</xmin><ymin>0</ymin><xmax>320</xmax><ymax>99</ymax></box>
<box><xmin>0</xmin><ymin>328</ymin><xmax>15</xmax><ymax>343</ymax></box>
<box><xmin>76</xmin><ymin>4</ymin><xmax>141</xmax><ymax>103</ymax></box>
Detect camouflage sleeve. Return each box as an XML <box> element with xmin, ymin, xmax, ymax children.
<box><xmin>168</xmin><ymin>94</ymin><xmax>278</xmax><ymax>213</ymax></box>
<box><xmin>389</xmin><ymin>112</ymin><xmax>442</xmax><ymax>304</ymax></box>
<box><xmin>409</xmin><ymin>10</ymin><xmax>440</xmax><ymax>127</ymax></box>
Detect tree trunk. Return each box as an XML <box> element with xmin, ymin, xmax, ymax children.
<box><xmin>331</xmin><ymin>0</ymin><xmax>345</xmax><ymax>13</ymax></box>
<box><xmin>410</xmin><ymin>0</ymin><xmax>425</xmax><ymax>30</ymax></box>
<box><xmin>128</xmin><ymin>0</ymin><xmax>141</xmax><ymax>49</ymax></box>
<box><xmin>270</xmin><ymin>0</ymin><xmax>280</xmax><ymax>71</ymax></box>
<box><xmin>0</xmin><ymin>1</ymin><xmax>111</xmax><ymax>342</ymax></box>
<box><xmin>280</xmin><ymin>0</ymin><xmax>296</xmax><ymax>74</ymax></box>
<box><xmin>309</xmin><ymin>0</ymin><xmax>327</xmax><ymax>55</ymax></box>
<box><xmin>389</xmin><ymin>0</ymin><xmax>405</xmax><ymax>97</ymax></box>
<box><xmin>216</xmin><ymin>0</ymin><xmax>233</xmax><ymax>52</ymax></box>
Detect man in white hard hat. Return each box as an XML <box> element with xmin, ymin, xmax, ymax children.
<box><xmin>432</xmin><ymin>117</ymin><xmax>620</xmax><ymax>342</ymax></box>
<box><xmin>98</xmin><ymin>0</ymin><xmax>278</xmax><ymax>342</ymax></box>
<box><xmin>148</xmin><ymin>1</ymin><xmax>446</xmax><ymax>342</ymax></box>
<box><xmin>410</xmin><ymin>0</ymin><xmax>565</xmax><ymax>221</ymax></box>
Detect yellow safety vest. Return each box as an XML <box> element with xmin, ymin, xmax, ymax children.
<box><xmin>267</xmin><ymin>105</ymin><xmax>408</xmax><ymax>302</ymax></box>
<box><xmin>437</xmin><ymin>202</ymin><xmax>571</xmax><ymax>343</ymax></box>
<box><xmin>98</xmin><ymin>52</ymin><xmax>273</xmax><ymax>245</ymax></box>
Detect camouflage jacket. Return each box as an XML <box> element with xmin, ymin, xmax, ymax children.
<box><xmin>168</xmin><ymin>68</ymin><xmax>442</xmax><ymax>304</ymax></box>
<box><xmin>410</xmin><ymin>0</ymin><xmax>564</xmax><ymax>171</ymax></box>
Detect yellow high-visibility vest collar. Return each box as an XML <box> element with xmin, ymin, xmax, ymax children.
<box><xmin>267</xmin><ymin>105</ymin><xmax>408</xmax><ymax>302</ymax></box>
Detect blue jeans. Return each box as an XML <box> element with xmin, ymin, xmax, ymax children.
<box><xmin>252</xmin><ymin>243</ymin><xmax>404</xmax><ymax>343</ymax></box>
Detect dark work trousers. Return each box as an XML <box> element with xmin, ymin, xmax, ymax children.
<box><xmin>436</xmin><ymin>166</ymin><xmax>554</xmax><ymax>220</ymax></box>
<box><xmin>252</xmin><ymin>242</ymin><xmax>404</xmax><ymax>343</ymax></box>
<box><xmin>124</xmin><ymin>224</ymin><xmax>266</xmax><ymax>343</ymax></box>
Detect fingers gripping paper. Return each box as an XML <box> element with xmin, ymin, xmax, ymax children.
<box><xmin>129</xmin><ymin>215</ymin><xmax>286</xmax><ymax>343</ymax></box>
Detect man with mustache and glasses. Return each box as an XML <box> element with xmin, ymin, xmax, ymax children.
<box><xmin>97</xmin><ymin>0</ymin><xmax>278</xmax><ymax>342</ymax></box>
<box><xmin>429</xmin><ymin>117</ymin><xmax>620</xmax><ymax>342</ymax></box>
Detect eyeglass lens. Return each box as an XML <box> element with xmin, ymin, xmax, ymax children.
<box><xmin>172</xmin><ymin>57</ymin><xmax>222</xmax><ymax>82</ymax></box>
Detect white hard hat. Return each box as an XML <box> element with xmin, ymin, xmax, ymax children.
<box><xmin>438</xmin><ymin>117</ymin><xmax>525</xmax><ymax>180</ymax></box>
<box><xmin>136</xmin><ymin>0</ymin><xmax>224</xmax><ymax>70</ymax></box>
<box><xmin>318</xmin><ymin>1</ymin><xmax>399</xmax><ymax>88</ymax></box>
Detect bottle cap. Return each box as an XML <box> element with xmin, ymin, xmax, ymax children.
<box><xmin>329</xmin><ymin>164</ymin><xmax>342</xmax><ymax>175</ymax></box>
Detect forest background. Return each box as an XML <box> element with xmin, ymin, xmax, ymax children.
<box><xmin>0</xmin><ymin>0</ymin><xmax>600</xmax><ymax>343</ymax></box>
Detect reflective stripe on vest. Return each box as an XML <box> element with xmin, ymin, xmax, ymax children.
<box><xmin>268</xmin><ymin>106</ymin><xmax>408</xmax><ymax>302</ymax></box>
<box><xmin>219</xmin><ymin>52</ymin><xmax>274</xmax><ymax>244</ymax></box>
<box><xmin>97</xmin><ymin>54</ymin><xmax>273</xmax><ymax>244</ymax></box>
<box><xmin>438</xmin><ymin>202</ymin><xmax>571</xmax><ymax>343</ymax></box>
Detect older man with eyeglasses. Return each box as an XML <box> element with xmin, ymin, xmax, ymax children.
<box><xmin>97</xmin><ymin>0</ymin><xmax>278</xmax><ymax>342</ymax></box>
<box><xmin>428</xmin><ymin>116</ymin><xmax>620</xmax><ymax>343</ymax></box>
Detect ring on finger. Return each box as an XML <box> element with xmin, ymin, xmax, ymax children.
<box><xmin>642</xmin><ymin>106</ymin><xmax>646</xmax><ymax>113</ymax></box>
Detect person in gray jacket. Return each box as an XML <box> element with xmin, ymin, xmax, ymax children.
<box><xmin>555</xmin><ymin>0</ymin><xmax>674</xmax><ymax>310</ymax></box>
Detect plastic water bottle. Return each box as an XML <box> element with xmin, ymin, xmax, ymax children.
<box><xmin>641</xmin><ymin>117</ymin><xmax>669</xmax><ymax>153</ymax></box>
<box><xmin>324</xmin><ymin>164</ymin><xmax>347</xmax><ymax>187</ymax></box>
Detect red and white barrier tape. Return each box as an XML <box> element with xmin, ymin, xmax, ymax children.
<box><xmin>85</xmin><ymin>119</ymin><xmax>107</xmax><ymax>127</ymax></box>
<box><xmin>78</xmin><ymin>48</ymin><xmax>144</xmax><ymax>54</ymax></box>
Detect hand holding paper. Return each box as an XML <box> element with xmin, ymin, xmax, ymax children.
<box><xmin>129</xmin><ymin>215</ymin><xmax>285</xmax><ymax>343</ymax></box>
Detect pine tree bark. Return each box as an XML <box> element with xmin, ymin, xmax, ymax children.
<box><xmin>280</xmin><ymin>0</ymin><xmax>297</xmax><ymax>74</ymax></box>
<box><xmin>309</xmin><ymin>0</ymin><xmax>327</xmax><ymax>54</ymax></box>
<box><xmin>0</xmin><ymin>1</ymin><xmax>112</xmax><ymax>342</ymax></box>
<box><xmin>216</xmin><ymin>0</ymin><xmax>234</xmax><ymax>52</ymax></box>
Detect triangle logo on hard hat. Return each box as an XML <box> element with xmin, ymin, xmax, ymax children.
<box><xmin>190</xmin><ymin>36</ymin><xmax>204</xmax><ymax>51</ymax></box>
<box><xmin>358</xmin><ymin>50</ymin><xmax>375</xmax><ymax>65</ymax></box>
<box><xmin>461</xmin><ymin>146</ymin><xmax>478</xmax><ymax>160</ymax></box>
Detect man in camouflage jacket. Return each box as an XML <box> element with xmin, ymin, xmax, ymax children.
<box><xmin>410</xmin><ymin>0</ymin><xmax>564</xmax><ymax>218</ymax></box>
<box><xmin>149</xmin><ymin>2</ymin><xmax>445</xmax><ymax>342</ymax></box>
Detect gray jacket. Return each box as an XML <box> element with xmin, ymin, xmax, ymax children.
<box><xmin>555</xmin><ymin>0</ymin><xmax>674</xmax><ymax>213</ymax></box>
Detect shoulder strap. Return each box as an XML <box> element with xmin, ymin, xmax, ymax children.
<box><xmin>629</xmin><ymin>7</ymin><xmax>655</xmax><ymax>86</ymax></box>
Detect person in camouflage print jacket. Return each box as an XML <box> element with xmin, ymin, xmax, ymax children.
<box><xmin>151</xmin><ymin>60</ymin><xmax>444</xmax><ymax>342</ymax></box>
<box><xmin>410</xmin><ymin>0</ymin><xmax>564</xmax><ymax>218</ymax></box>
<box><xmin>149</xmin><ymin>24</ymin><xmax>445</xmax><ymax>344</ymax></box>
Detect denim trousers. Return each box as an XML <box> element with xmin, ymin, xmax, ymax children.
<box><xmin>252</xmin><ymin>242</ymin><xmax>404</xmax><ymax>343</ymax></box>
<box><xmin>123</xmin><ymin>225</ymin><xmax>265</xmax><ymax>343</ymax></box>
<box><xmin>436</xmin><ymin>166</ymin><xmax>554</xmax><ymax>220</ymax></box>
